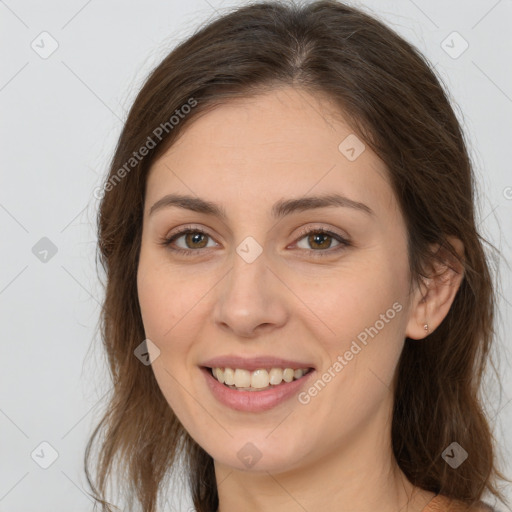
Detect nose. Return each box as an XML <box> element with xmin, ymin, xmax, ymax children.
<box><xmin>212</xmin><ymin>249</ymin><xmax>289</xmax><ymax>339</ymax></box>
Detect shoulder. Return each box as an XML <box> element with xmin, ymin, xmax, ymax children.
<box><xmin>423</xmin><ymin>494</ymin><xmax>499</xmax><ymax>512</ymax></box>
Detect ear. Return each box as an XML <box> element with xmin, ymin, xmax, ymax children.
<box><xmin>405</xmin><ymin>236</ymin><xmax>465</xmax><ymax>340</ymax></box>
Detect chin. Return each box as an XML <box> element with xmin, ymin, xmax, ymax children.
<box><xmin>204</xmin><ymin>435</ymin><xmax>309</xmax><ymax>474</ymax></box>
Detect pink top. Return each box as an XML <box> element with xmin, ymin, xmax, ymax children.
<box><xmin>422</xmin><ymin>494</ymin><xmax>495</xmax><ymax>512</ymax></box>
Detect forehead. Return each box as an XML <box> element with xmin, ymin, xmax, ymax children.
<box><xmin>145</xmin><ymin>87</ymin><xmax>396</xmax><ymax>221</ymax></box>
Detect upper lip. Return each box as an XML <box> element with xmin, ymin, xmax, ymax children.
<box><xmin>201</xmin><ymin>355</ymin><xmax>315</xmax><ymax>372</ymax></box>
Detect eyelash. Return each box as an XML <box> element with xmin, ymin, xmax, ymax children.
<box><xmin>159</xmin><ymin>225</ymin><xmax>351</xmax><ymax>258</ymax></box>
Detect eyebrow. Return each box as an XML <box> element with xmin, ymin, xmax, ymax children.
<box><xmin>148</xmin><ymin>193</ymin><xmax>374</xmax><ymax>219</ymax></box>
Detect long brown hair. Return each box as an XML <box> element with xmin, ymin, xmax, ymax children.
<box><xmin>85</xmin><ymin>1</ymin><xmax>510</xmax><ymax>511</ymax></box>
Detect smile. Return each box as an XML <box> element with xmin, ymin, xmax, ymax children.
<box><xmin>210</xmin><ymin>367</ymin><xmax>313</xmax><ymax>391</ymax></box>
<box><xmin>201</xmin><ymin>365</ymin><xmax>316</xmax><ymax>412</ymax></box>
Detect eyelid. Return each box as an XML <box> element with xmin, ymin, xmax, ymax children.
<box><xmin>161</xmin><ymin>224</ymin><xmax>218</xmax><ymax>249</ymax></box>
<box><xmin>289</xmin><ymin>225</ymin><xmax>351</xmax><ymax>257</ymax></box>
<box><xmin>164</xmin><ymin>224</ymin><xmax>210</xmax><ymax>239</ymax></box>
<box><xmin>292</xmin><ymin>223</ymin><xmax>349</xmax><ymax>244</ymax></box>
<box><xmin>160</xmin><ymin>223</ymin><xmax>351</xmax><ymax>257</ymax></box>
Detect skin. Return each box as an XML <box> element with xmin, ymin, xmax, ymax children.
<box><xmin>137</xmin><ymin>86</ymin><xmax>464</xmax><ymax>512</ymax></box>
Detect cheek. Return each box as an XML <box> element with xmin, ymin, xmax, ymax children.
<box><xmin>299</xmin><ymin>257</ymin><xmax>408</xmax><ymax>385</ymax></box>
<box><xmin>296</xmin><ymin>257</ymin><xmax>404</xmax><ymax>333</ymax></box>
<box><xmin>136</xmin><ymin>249</ymin><xmax>217</xmax><ymax>386</ymax></box>
<box><xmin>137</xmin><ymin>270</ymin><xmax>172</xmax><ymax>340</ymax></box>
<box><xmin>137</xmin><ymin>258</ymin><xmax>200</xmax><ymax>417</ymax></box>
<box><xmin>299</xmin><ymin>276</ymin><xmax>406</xmax><ymax>428</ymax></box>
<box><xmin>137</xmin><ymin>250</ymin><xmax>198</xmax><ymax>342</ymax></box>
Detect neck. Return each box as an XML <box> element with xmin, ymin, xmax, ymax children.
<box><xmin>213</xmin><ymin>404</ymin><xmax>435</xmax><ymax>512</ymax></box>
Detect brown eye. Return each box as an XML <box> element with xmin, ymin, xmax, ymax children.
<box><xmin>294</xmin><ymin>227</ymin><xmax>350</xmax><ymax>258</ymax></box>
<box><xmin>162</xmin><ymin>227</ymin><xmax>217</xmax><ymax>255</ymax></box>
<box><xmin>160</xmin><ymin>226</ymin><xmax>350</xmax><ymax>258</ymax></box>
<box><xmin>306</xmin><ymin>232</ymin><xmax>334</xmax><ymax>250</ymax></box>
<box><xmin>183</xmin><ymin>232</ymin><xmax>209</xmax><ymax>249</ymax></box>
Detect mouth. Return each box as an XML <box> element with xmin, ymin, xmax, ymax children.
<box><xmin>205</xmin><ymin>366</ymin><xmax>315</xmax><ymax>391</ymax></box>
<box><xmin>199</xmin><ymin>355</ymin><xmax>316</xmax><ymax>411</ymax></box>
<box><xmin>200</xmin><ymin>363</ymin><xmax>316</xmax><ymax>412</ymax></box>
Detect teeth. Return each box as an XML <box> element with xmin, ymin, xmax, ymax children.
<box><xmin>223</xmin><ymin>367</ymin><xmax>235</xmax><ymax>385</ymax></box>
<box><xmin>283</xmin><ymin>368</ymin><xmax>294</xmax><ymax>382</ymax></box>
<box><xmin>269</xmin><ymin>368</ymin><xmax>283</xmax><ymax>385</ymax></box>
<box><xmin>251</xmin><ymin>369</ymin><xmax>269</xmax><ymax>389</ymax></box>
<box><xmin>294</xmin><ymin>369</ymin><xmax>305</xmax><ymax>379</ymax></box>
<box><xmin>213</xmin><ymin>367</ymin><xmax>224</xmax><ymax>384</ymax></box>
<box><xmin>234</xmin><ymin>369</ymin><xmax>251</xmax><ymax>388</ymax></box>
<box><xmin>211</xmin><ymin>367</ymin><xmax>311</xmax><ymax>390</ymax></box>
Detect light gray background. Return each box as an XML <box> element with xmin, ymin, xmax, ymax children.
<box><xmin>1</xmin><ymin>1</ymin><xmax>511</xmax><ymax>511</ymax></box>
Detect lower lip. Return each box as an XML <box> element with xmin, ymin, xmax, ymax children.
<box><xmin>201</xmin><ymin>367</ymin><xmax>315</xmax><ymax>412</ymax></box>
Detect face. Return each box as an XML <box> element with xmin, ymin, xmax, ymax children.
<box><xmin>137</xmin><ymin>86</ymin><xmax>419</xmax><ymax>474</ymax></box>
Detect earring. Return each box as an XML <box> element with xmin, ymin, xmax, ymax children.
<box><xmin>424</xmin><ymin>323</ymin><xmax>429</xmax><ymax>333</ymax></box>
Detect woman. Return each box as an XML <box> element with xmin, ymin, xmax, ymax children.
<box><xmin>85</xmin><ymin>1</ymin><xmax>510</xmax><ymax>511</ymax></box>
